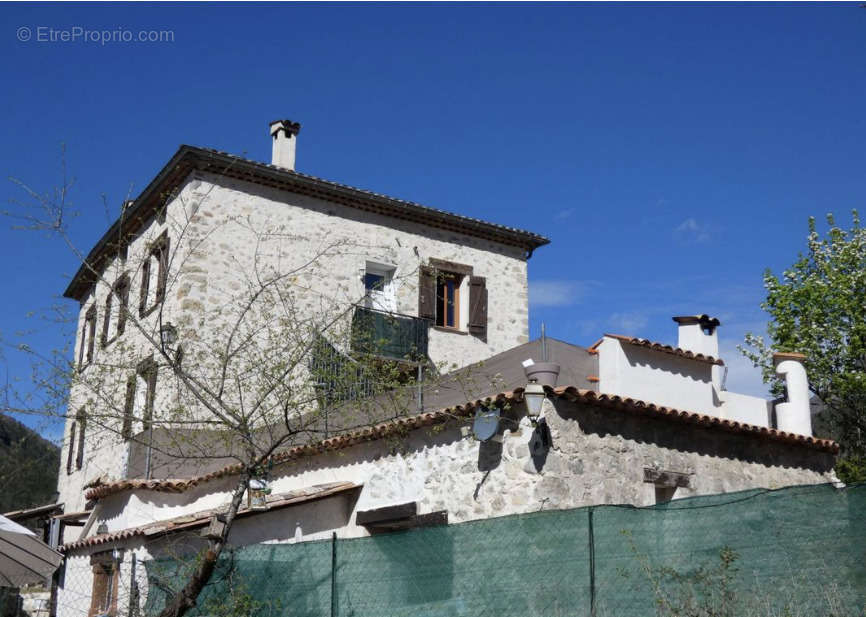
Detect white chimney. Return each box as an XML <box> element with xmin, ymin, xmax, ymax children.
<box><xmin>773</xmin><ymin>352</ymin><xmax>812</xmax><ymax>435</ymax></box>
<box><xmin>672</xmin><ymin>315</ymin><xmax>720</xmax><ymax>358</ymax></box>
<box><xmin>269</xmin><ymin>119</ymin><xmax>301</xmax><ymax>170</ymax></box>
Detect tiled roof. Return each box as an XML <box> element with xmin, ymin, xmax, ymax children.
<box><xmin>551</xmin><ymin>386</ymin><xmax>838</xmax><ymax>453</ymax></box>
<box><xmin>64</xmin><ymin>145</ymin><xmax>549</xmax><ymax>300</ymax></box>
<box><xmin>84</xmin><ymin>386</ymin><xmax>837</xmax><ymax>502</ymax></box>
<box><xmin>85</xmin><ymin>390</ymin><xmax>521</xmax><ymax>500</ymax></box>
<box><xmin>593</xmin><ymin>334</ymin><xmax>725</xmax><ymax>365</ymax></box>
<box><xmin>195</xmin><ymin>146</ymin><xmax>549</xmax><ymax>246</ymax></box>
<box><xmin>61</xmin><ymin>481</ymin><xmax>358</xmax><ymax>552</ymax></box>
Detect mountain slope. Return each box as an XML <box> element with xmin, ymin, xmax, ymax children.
<box><xmin>0</xmin><ymin>414</ymin><xmax>60</xmax><ymax>513</ymax></box>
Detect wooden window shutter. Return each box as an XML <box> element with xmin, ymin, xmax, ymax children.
<box><xmin>85</xmin><ymin>306</ymin><xmax>97</xmax><ymax>364</ymax></box>
<box><xmin>468</xmin><ymin>276</ymin><xmax>488</xmax><ymax>336</ymax></box>
<box><xmin>101</xmin><ymin>294</ymin><xmax>112</xmax><ymax>347</ymax></box>
<box><xmin>155</xmin><ymin>235</ymin><xmax>170</xmax><ymax>303</ymax></box>
<box><xmin>75</xmin><ymin>408</ymin><xmax>86</xmax><ymax>470</ymax></box>
<box><xmin>66</xmin><ymin>422</ymin><xmax>76</xmax><ymax>475</ymax></box>
<box><xmin>418</xmin><ymin>266</ymin><xmax>436</xmax><ymax>320</ymax></box>
<box><xmin>142</xmin><ymin>362</ymin><xmax>157</xmax><ymax>432</ymax></box>
<box><xmin>116</xmin><ymin>276</ymin><xmax>130</xmax><ymax>336</ymax></box>
<box><xmin>139</xmin><ymin>258</ymin><xmax>151</xmax><ymax>315</ymax></box>
<box><xmin>122</xmin><ymin>376</ymin><xmax>136</xmax><ymax>440</ymax></box>
<box><xmin>88</xmin><ymin>565</ymin><xmax>109</xmax><ymax>617</ymax></box>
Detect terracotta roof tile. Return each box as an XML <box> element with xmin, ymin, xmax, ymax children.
<box><xmin>550</xmin><ymin>386</ymin><xmax>838</xmax><ymax>453</ymax></box>
<box><xmin>83</xmin><ymin>386</ymin><xmax>837</xmax><ymax>502</ymax></box>
<box><xmin>84</xmin><ymin>391</ymin><xmax>521</xmax><ymax>500</ymax></box>
<box><xmin>594</xmin><ymin>334</ymin><xmax>724</xmax><ymax>365</ymax></box>
<box><xmin>62</xmin><ymin>482</ymin><xmax>358</xmax><ymax>552</ymax></box>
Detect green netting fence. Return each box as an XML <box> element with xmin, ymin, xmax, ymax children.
<box><xmin>144</xmin><ymin>482</ymin><xmax>866</xmax><ymax>617</ymax></box>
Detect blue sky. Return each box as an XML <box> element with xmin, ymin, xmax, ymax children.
<box><xmin>2</xmin><ymin>2</ymin><xmax>865</xmax><ymax>438</ymax></box>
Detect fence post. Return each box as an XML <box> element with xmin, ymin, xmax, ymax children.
<box><xmin>128</xmin><ymin>552</ymin><xmax>139</xmax><ymax>617</ymax></box>
<box><xmin>331</xmin><ymin>532</ymin><xmax>338</xmax><ymax>617</ymax></box>
<box><xmin>588</xmin><ymin>508</ymin><xmax>596</xmax><ymax>617</ymax></box>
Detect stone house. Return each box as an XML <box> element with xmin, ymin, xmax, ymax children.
<box><xmin>57</xmin><ymin>119</ymin><xmax>548</xmax><ymax>514</ymax></box>
<box><xmin>48</xmin><ymin>122</ymin><xmax>838</xmax><ymax>617</ymax></box>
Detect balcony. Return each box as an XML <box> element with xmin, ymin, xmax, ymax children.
<box><xmin>350</xmin><ymin>305</ymin><xmax>429</xmax><ymax>362</ymax></box>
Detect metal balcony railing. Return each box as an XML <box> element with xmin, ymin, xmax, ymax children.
<box><xmin>350</xmin><ymin>305</ymin><xmax>429</xmax><ymax>362</ymax></box>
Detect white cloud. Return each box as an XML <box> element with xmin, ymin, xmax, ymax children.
<box><xmin>675</xmin><ymin>217</ymin><xmax>711</xmax><ymax>243</ymax></box>
<box><xmin>607</xmin><ymin>311</ymin><xmax>649</xmax><ymax>333</ymax></box>
<box><xmin>554</xmin><ymin>208</ymin><xmax>575</xmax><ymax>220</ymax></box>
<box><xmin>529</xmin><ymin>280</ymin><xmax>593</xmax><ymax>307</ymax></box>
<box><xmin>575</xmin><ymin>319</ymin><xmax>601</xmax><ymax>337</ymax></box>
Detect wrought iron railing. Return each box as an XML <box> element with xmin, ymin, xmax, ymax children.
<box><xmin>350</xmin><ymin>305</ymin><xmax>429</xmax><ymax>362</ymax></box>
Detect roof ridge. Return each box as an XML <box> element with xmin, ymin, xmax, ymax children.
<box><xmin>602</xmin><ymin>333</ymin><xmax>724</xmax><ymax>365</ymax></box>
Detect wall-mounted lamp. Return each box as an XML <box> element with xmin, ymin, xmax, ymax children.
<box><xmin>160</xmin><ymin>323</ymin><xmax>178</xmax><ymax>349</ymax></box>
<box><xmin>524</xmin><ymin>378</ymin><xmax>546</xmax><ymax>426</ymax></box>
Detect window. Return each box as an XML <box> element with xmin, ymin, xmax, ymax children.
<box><xmin>139</xmin><ymin>233</ymin><xmax>169</xmax><ymax>317</ymax></box>
<box><xmin>122</xmin><ymin>358</ymin><xmax>157</xmax><ymax>440</ymax></box>
<box><xmin>363</xmin><ymin>262</ymin><xmax>396</xmax><ymax>312</ymax></box>
<box><xmin>101</xmin><ymin>274</ymin><xmax>130</xmax><ymax>347</ymax></box>
<box><xmin>79</xmin><ymin>305</ymin><xmax>97</xmax><ymax>370</ymax></box>
<box><xmin>435</xmin><ymin>272</ymin><xmax>461</xmax><ymax>329</ymax></box>
<box><xmin>89</xmin><ymin>553</ymin><xmax>120</xmax><ymax>617</ymax></box>
<box><xmin>418</xmin><ymin>259</ymin><xmax>487</xmax><ymax>337</ymax></box>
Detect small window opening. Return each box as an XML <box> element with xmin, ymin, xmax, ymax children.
<box><xmin>363</xmin><ymin>263</ymin><xmax>396</xmax><ymax>312</ymax></box>
<box><xmin>435</xmin><ymin>272</ymin><xmax>462</xmax><ymax>329</ymax></box>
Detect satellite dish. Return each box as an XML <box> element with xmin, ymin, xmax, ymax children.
<box><xmin>473</xmin><ymin>407</ymin><xmax>500</xmax><ymax>442</ymax></box>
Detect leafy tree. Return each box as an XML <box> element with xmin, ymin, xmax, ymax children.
<box><xmin>740</xmin><ymin>211</ymin><xmax>866</xmax><ymax>483</ymax></box>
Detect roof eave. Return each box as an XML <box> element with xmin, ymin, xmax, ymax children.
<box><xmin>62</xmin><ymin>145</ymin><xmax>550</xmax><ymax>301</ymax></box>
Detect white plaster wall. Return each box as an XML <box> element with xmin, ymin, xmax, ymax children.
<box><xmin>55</xmin><ymin>553</ymin><xmax>93</xmax><ymax>617</ymax></box>
<box><xmin>56</xmin><ymin>542</ymin><xmax>150</xmax><ymax>617</ymax></box>
<box><xmin>597</xmin><ymin>338</ymin><xmax>716</xmax><ymax>415</ymax></box>
<box><xmin>718</xmin><ymin>390</ymin><xmax>772</xmax><ymax>426</ymax></box>
<box><xmin>597</xmin><ymin>337</ymin><xmax>772</xmax><ymax>427</ymax></box>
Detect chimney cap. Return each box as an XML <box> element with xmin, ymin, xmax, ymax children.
<box><xmin>269</xmin><ymin>119</ymin><xmax>301</xmax><ymax>137</ymax></box>
<box><xmin>673</xmin><ymin>314</ymin><xmax>721</xmax><ymax>328</ymax></box>
<box><xmin>773</xmin><ymin>351</ymin><xmax>807</xmax><ymax>365</ymax></box>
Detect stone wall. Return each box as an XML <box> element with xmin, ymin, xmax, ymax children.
<box><xmin>57</xmin><ymin>394</ymin><xmax>837</xmax><ymax>617</ymax></box>
<box><xmin>58</xmin><ymin>169</ymin><xmax>532</xmax><ymax>516</ymax></box>
<box><xmin>96</xmin><ymin>395</ymin><xmax>835</xmax><ymax>538</ymax></box>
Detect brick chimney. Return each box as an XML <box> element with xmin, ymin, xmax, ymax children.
<box><xmin>269</xmin><ymin>119</ymin><xmax>301</xmax><ymax>170</ymax></box>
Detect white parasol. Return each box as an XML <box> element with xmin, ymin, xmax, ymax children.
<box><xmin>0</xmin><ymin>515</ymin><xmax>62</xmax><ymax>587</ymax></box>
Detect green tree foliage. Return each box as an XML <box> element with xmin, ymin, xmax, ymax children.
<box><xmin>0</xmin><ymin>413</ymin><xmax>59</xmax><ymax>512</ymax></box>
<box><xmin>740</xmin><ymin>211</ymin><xmax>866</xmax><ymax>483</ymax></box>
